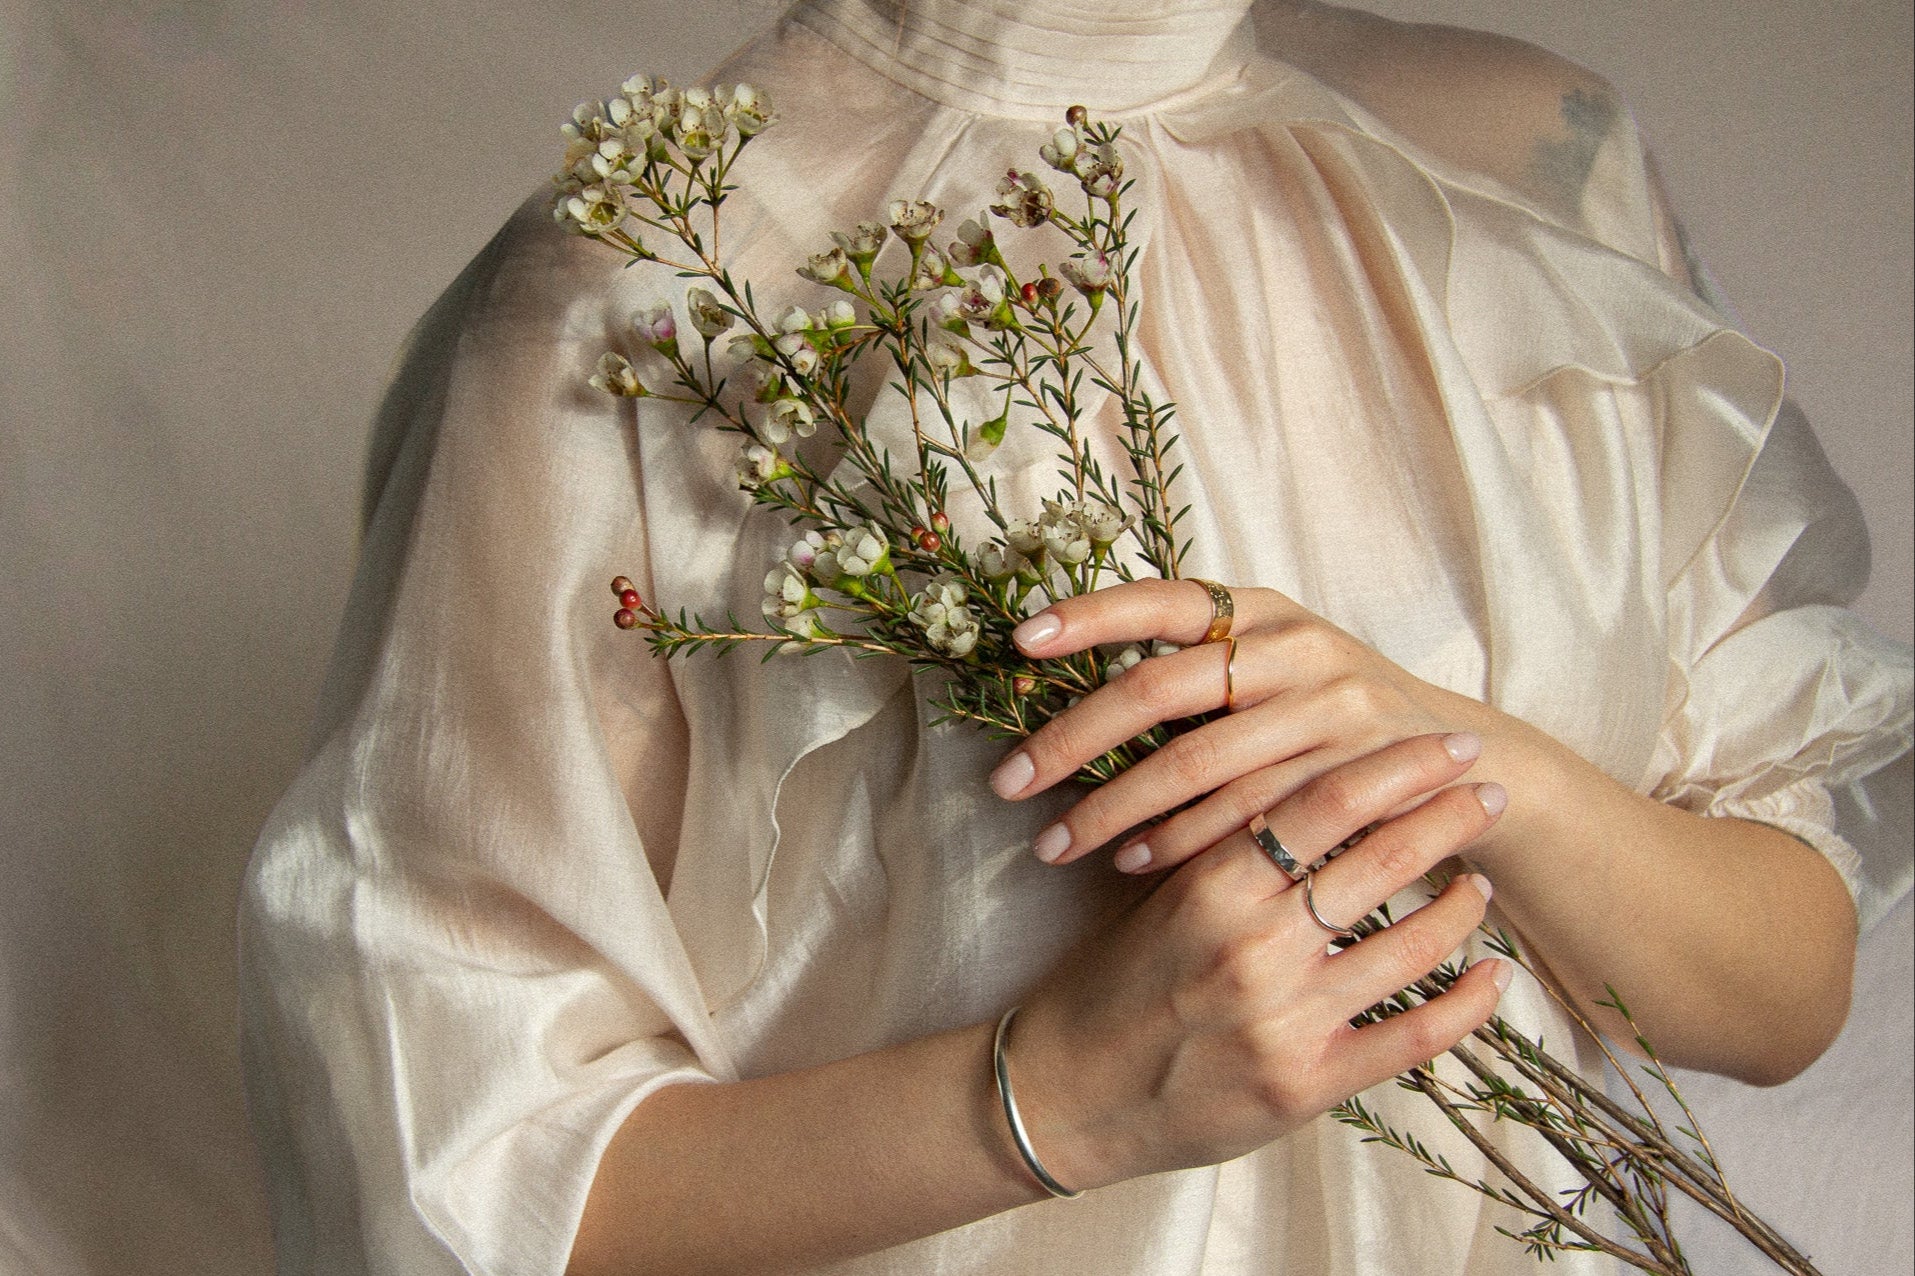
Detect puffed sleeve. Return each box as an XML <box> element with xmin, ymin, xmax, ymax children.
<box><xmin>1637</xmin><ymin>178</ymin><xmax>1914</xmax><ymax>933</ymax></box>
<box><xmin>238</xmin><ymin>202</ymin><xmax>729</xmax><ymax>1275</ymax></box>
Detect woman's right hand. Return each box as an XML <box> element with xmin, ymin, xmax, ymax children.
<box><xmin>1000</xmin><ymin>732</ymin><xmax>1512</xmax><ymax>1191</ymax></box>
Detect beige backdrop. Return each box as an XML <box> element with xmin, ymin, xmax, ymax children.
<box><xmin>1</xmin><ymin>1</ymin><xmax>1907</xmax><ymax>1272</ymax></box>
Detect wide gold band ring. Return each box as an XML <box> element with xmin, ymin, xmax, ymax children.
<box><xmin>1192</xmin><ymin>578</ymin><xmax>1234</xmax><ymax>644</ymax></box>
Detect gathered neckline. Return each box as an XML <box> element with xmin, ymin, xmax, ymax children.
<box><xmin>787</xmin><ymin>0</ymin><xmax>1260</xmax><ymax>121</ymax></box>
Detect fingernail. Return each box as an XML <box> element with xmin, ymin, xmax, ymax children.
<box><xmin>1032</xmin><ymin>823</ymin><xmax>1072</xmax><ymax>864</ymax></box>
<box><xmin>1489</xmin><ymin>958</ymin><xmax>1515</xmax><ymax>993</ymax></box>
<box><xmin>1467</xmin><ymin>873</ymin><xmax>1494</xmax><ymax>903</ymax></box>
<box><xmin>1443</xmin><ymin>732</ymin><xmax>1482</xmax><ymax>763</ymax></box>
<box><xmin>1012</xmin><ymin>613</ymin><xmax>1062</xmax><ymax>650</ymax></box>
<box><xmin>1475</xmin><ymin>782</ymin><xmax>1507</xmax><ymax>817</ymax></box>
<box><xmin>1113</xmin><ymin>843</ymin><xmax>1151</xmax><ymax>873</ymax></box>
<box><xmin>990</xmin><ymin>752</ymin><xmax>1036</xmax><ymax>799</ymax></box>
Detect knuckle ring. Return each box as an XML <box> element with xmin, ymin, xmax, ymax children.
<box><xmin>1222</xmin><ymin>635</ymin><xmax>1239</xmax><ymax>711</ymax></box>
<box><xmin>1247</xmin><ymin>811</ymin><xmax>1316</xmax><ymax>882</ymax></box>
<box><xmin>1303</xmin><ymin>870</ymin><xmax>1359</xmax><ymax>939</ymax></box>
<box><xmin>1192</xmin><ymin>578</ymin><xmax>1234</xmax><ymax>644</ymax></box>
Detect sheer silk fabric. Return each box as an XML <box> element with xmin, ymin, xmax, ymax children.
<box><xmin>238</xmin><ymin>1</ymin><xmax>1915</xmax><ymax>1272</ymax></box>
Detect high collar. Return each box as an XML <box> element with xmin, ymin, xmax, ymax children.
<box><xmin>788</xmin><ymin>0</ymin><xmax>1259</xmax><ymax>120</ymax></box>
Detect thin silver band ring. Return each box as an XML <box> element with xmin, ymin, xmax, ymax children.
<box><xmin>1303</xmin><ymin>870</ymin><xmax>1359</xmax><ymax>939</ymax></box>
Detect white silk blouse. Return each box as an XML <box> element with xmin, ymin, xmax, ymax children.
<box><xmin>238</xmin><ymin>2</ymin><xmax>1915</xmax><ymax>1273</ymax></box>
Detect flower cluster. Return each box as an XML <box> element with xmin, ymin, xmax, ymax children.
<box><xmin>564</xmin><ymin>87</ymin><xmax>1187</xmax><ymax>742</ymax></box>
<box><xmin>552</xmin><ymin>77</ymin><xmax>775</xmax><ymax>239</ymax></box>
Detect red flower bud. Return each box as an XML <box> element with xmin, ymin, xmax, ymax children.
<box><xmin>1065</xmin><ymin>105</ymin><xmax>1087</xmax><ymax>127</ymax></box>
<box><xmin>1020</xmin><ymin>281</ymin><xmax>1039</xmax><ymax>306</ymax></box>
<box><xmin>1013</xmin><ymin>675</ymin><xmax>1037</xmax><ymax>696</ymax></box>
<box><xmin>930</xmin><ymin>511</ymin><xmax>950</xmax><ymax>534</ymax></box>
<box><xmin>619</xmin><ymin>589</ymin><xmax>642</xmax><ymax>609</ymax></box>
<box><xmin>917</xmin><ymin>531</ymin><xmax>942</xmax><ymax>553</ymax></box>
<box><xmin>610</xmin><ymin>575</ymin><xmax>635</xmax><ymax>595</ymax></box>
<box><xmin>613</xmin><ymin>608</ymin><xmax>639</xmax><ymax>630</ymax></box>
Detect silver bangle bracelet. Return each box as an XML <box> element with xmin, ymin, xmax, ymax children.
<box><xmin>992</xmin><ymin>1006</ymin><xmax>1083</xmax><ymax>1200</ymax></box>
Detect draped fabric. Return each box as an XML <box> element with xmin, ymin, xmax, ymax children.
<box><xmin>237</xmin><ymin>1</ymin><xmax>1914</xmax><ymax>1272</ymax></box>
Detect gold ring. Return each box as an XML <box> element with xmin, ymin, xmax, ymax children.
<box><xmin>1222</xmin><ymin>635</ymin><xmax>1239</xmax><ymax>711</ymax></box>
<box><xmin>1192</xmin><ymin>578</ymin><xmax>1234</xmax><ymax>644</ymax></box>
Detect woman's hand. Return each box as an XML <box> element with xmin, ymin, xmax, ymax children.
<box><xmin>1001</xmin><ymin>732</ymin><xmax>1511</xmax><ymax>1190</ymax></box>
<box><xmin>988</xmin><ymin>577</ymin><xmax>1518</xmax><ymax>871</ymax></box>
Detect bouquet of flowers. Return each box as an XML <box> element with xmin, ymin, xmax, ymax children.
<box><xmin>551</xmin><ymin>75</ymin><xmax>1820</xmax><ymax>1276</ymax></box>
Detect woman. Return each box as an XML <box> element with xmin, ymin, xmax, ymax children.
<box><xmin>239</xmin><ymin>1</ymin><xmax>1912</xmax><ymax>1273</ymax></box>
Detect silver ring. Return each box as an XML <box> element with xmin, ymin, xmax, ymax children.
<box><xmin>1247</xmin><ymin>812</ymin><xmax>1311</xmax><ymax>882</ymax></box>
<box><xmin>1303</xmin><ymin>870</ymin><xmax>1359</xmax><ymax>939</ymax></box>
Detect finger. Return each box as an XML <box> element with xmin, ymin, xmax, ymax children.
<box><xmin>1308</xmin><ymin>782</ymin><xmax>1504</xmax><ymax>921</ymax></box>
<box><xmin>1325</xmin><ymin>956</ymin><xmax>1512</xmax><ymax>1094</ymax></box>
<box><xmin>1318</xmin><ymin>874</ymin><xmax>1493</xmax><ymax>1020</ymax></box>
<box><xmin>1009</xmin><ymin>577</ymin><xmax>1289</xmax><ymax>657</ymax></box>
<box><xmin>992</xmin><ymin>640</ymin><xmax>1244</xmax><ymax>804</ymax></box>
<box><xmin>1110</xmin><ymin>732</ymin><xmax>1483</xmax><ymax>874</ymax></box>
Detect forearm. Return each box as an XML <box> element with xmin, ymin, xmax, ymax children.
<box><xmin>567</xmin><ymin>1020</ymin><xmax>1046</xmax><ymax>1276</ymax></box>
<box><xmin>1468</xmin><ymin>719</ymin><xmax>1858</xmax><ymax>1086</ymax></box>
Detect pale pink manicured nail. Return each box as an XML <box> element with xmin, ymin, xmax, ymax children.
<box><xmin>1475</xmin><ymin>782</ymin><xmax>1507</xmax><ymax>817</ymax></box>
<box><xmin>1467</xmin><ymin>873</ymin><xmax>1494</xmax><ymax>903</ymax></box>
<box><xmin>1032</xmin><ymin>823</ymin><xmax>1072</xmax><ymax>864</ymax></box>
<box><xmin>1489</xmin><ymin>958</ymin><xmax>1515</xmax><ymax>993</ymax></box>
<box><xmin>1012</xmin><ymin>613</ymin><xmax>1062</xmax><ymax>650</ymax></box>
<box><xmin>1112</xmin><ymin>843</ymin><xmax>1152</xmax><ymax>873</ymax></box>
<box><xmin>990</xmin><ymin>752</ymin><xmax>1036</xmax><ymax>799</ymax></box>
<box><xmin>1443</xmin><ymin>732</ymin><xmax>1482</xmax><ymax>763</ymax></box>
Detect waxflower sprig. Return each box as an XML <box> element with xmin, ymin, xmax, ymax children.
<box><xmin>554</xmin><ymin>78</ymin><xmax>1821</xmax><ymax>1276</ymax></box>
<box><xmin>557</xmin><ymin>85</ymin><xmax>1191</xmax><ymax>777</ymax></box>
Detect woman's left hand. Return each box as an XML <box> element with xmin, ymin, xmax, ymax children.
<box><xmin>988</xmin><ymin>576</ymin><xmax>1520</xmax><ymax>872</ymax></box>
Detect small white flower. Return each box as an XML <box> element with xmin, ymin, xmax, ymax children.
<box><xmin>798</xmin><ymin>247</ymin><xmax>851</xmax><ymax>286</ymax></box>
<box><xmin>1104</xmin><ymin>644</ymin><xmax>1148</xmax><ymax>680</ymax></box>
<box><xmin>1038</xmin><ymin>500</ymin><xmax>1092</xmax><ymax>565</ymax></box>
<box><xmin>1038</xmin><ymin>125</ymin><xmax>1082</xmax><ymax>172</ymax></box>
<box><xmin>589</xmin><ymin>351</ymin><xmax>645</xmax><ymax>396</ymax></box>
<box><xmin>1071</xmin><ymin>143</ymin><xmax>1124</xmax><ymax>198</ymax></box>
<box><xmin>554</xmin><ymin>182</ymin><xmax>626</xmax><ymax>237</ymax></box>
<box><xmin>721</xmin><ymin>82</ymin><xmax>776</xmax><ymax>136</ymax></box>
<box><xmin>1059</xmin><ymin>251</ymin><xmax>1113</xmax><ymax>298</ymax></box>
<box><xmin>924</xmin><ymin>335</ymin><xmax>967</xmax><ymax>373</ymax></box>
<box><xmin>1004</xmin><ymin>519</ymin><xmax>1045</xmax><ymax>556</ymax></box>
<box><xmin>946</xmin><ymin>217</ymin><xmax>995</xmax><ymax>267</ymax></box>
<box><xmin>990</xmin><ymin>170</ymin><xmax>1053</xmax><ymax>228</ymax></box>
<box><xmin>831</xmin><ymin>221</ymin><xmax>888</xmax><ymax>264</ymax></box>
<box><xmin>787</xmin><ymin>529</ymin><xmax>841</xmax><ymax>574</ymax></box>
<box><xmin>821</xmin><ymin>298</ymin><xmax>858</xmax><ymax>329</ymax></box>
<box><xmin>931</xmin><ymin>290</ymin><xmax>969</xmax><ymax>332</ymax></box>
<box><xmin>728</xmin><ymin>333</ymin><xmax>764</xmax><ymax>362</ymax></box>
<box><xmin>735</xmin><ymin>443</ymin><xmax>784</xmax><ymax>488</ymax></box>
<box><xmin>908</xmin><ymin>245</ymin><xmax>951</xmax><ymax>292</ymax></box>
<box><xmin>1081</xmin><ymin>500</ymin><xmax>1129</xmax><ymax>546</ymax></box>
<box><xmin>673</xmin><ymin>96</ymin><xmax>726</xmax><ymax>159</ymax></box>
<box><xmin>776</xmin><ymin>304</ymin><xmax>814</xmax><ymax>334</ymax></box>
<box><xmin>772</xmin><ymin>331</ymin><xmax>820</xmax><ymax>376</ymax></box>
<box><xmin>910</xmin><ymin>575</ymin><xmax>981</xmax><ymax>658</ymax></box>
<box><xmin>837</xmin><ymin>524</ymin><xmax>888</xmax><ymax>577</ymax></box>
<box><xmin>955</xmin><ymin>265</ymin><xmax>1010</xmax><ymax>326</ymax></box>
<box><xmin>687</xmin><ymin>287</ymin><xmax>733</xmax><ymax>338</ymax></box>
<box><xmin>631</xmin><ymin>302</ymin><xmax>677</xmax><ymax>352</ymax></box>
<box><xmin>766</xmin><ymin>397</ymin><xmax>817</xmax><ymax>442</ymax></box>
<box><xmin>888</xmin><ymin>198</ymin><xmax>944</xmax><ymax>243</ymax></box>
<box><xmin>976</xmin><ymin>542</ymin><xmax>1031</xmax><ymax>582</ymax></box>
<box><xmin>763</xmin><ymin>562</ymin><xmax>820</xmax><ymax>628</ymax></box>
